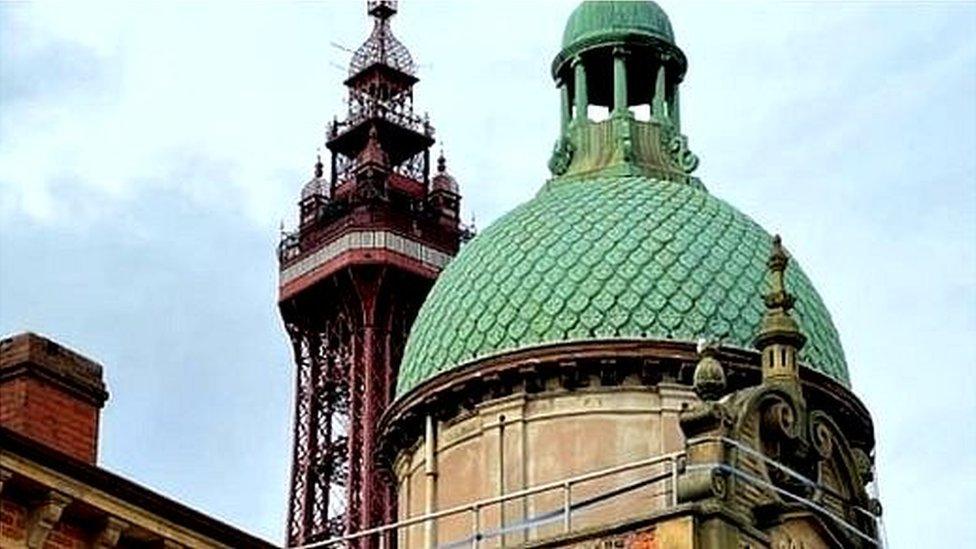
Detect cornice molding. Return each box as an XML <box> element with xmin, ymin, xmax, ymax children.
<box><xmin>379</xmin><ymin>339</ymin><xmax>872</xmax><ymax>468</ymax></box>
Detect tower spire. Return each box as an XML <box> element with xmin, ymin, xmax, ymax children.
<box><xmin>755</xmin><ymin>235</ymin><xmax>807</xmax><ymax>383</ymax></box>
<box><xmin>350</xmin><ymin>0</ymin><xmax>414</xmax><ymax>77</ymax></box>
<box><xmin>279</xmin><ymin>1</ymin><xmax>463</xmax><ymax>544</ymax></box>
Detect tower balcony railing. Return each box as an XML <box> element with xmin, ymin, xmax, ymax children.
<box><xmin>329</xmin><ymin>103</ymin><xmax>433</xmax><ymax>141</ymax></box>
<box><xmin>334</xmin><ymin>153</ymin><xmax>427</xmax><ymax>185</ymax></box>
<box><xmin>288</xmin><ymin>437</ymin><xmax>886</xmax><ymax>549</ymax></box>
<box><xmin>279</xmin><ymin>231</ymin><xmax>301</xmax><ymax>262</ymax></box>
<box><xmin>277</xmin><ymin>204</ymin><xmax>461</xmax><ymax>268</ymax></box>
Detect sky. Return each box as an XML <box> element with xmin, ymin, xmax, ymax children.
<box><xmin>1</xmin><ymin>0</ymin><xmax>974</xmax><ymax>546</ymax></box>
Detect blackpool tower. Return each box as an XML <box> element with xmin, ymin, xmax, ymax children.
<box><xmin>276</xmin><ymin>1</ymin><xmax>467</xmax><ymax>544</ymax></box>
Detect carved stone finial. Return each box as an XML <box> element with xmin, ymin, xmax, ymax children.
<box><xmin>755</xmin><ymin>235</ymin><xmax>806</xmax><ymax>383</ymax></box>
<box><xmin>693</xmin><ymin>339</ymin><xmax>726</xmax><ymax>401</ymax></box>
<box><xmin>764</xmin><ymin>234</ymin><xmax>794</xmax><ymax>312</ymax></box>
<box><xmin>437</xmin><ymin>149</ymin><xmax>446</xmax><ymax>173</ymax></box>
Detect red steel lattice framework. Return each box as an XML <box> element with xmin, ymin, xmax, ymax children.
<box><xmin>277</xmin><ymin>1</ymin><xmax>467</xmax><ymax>545</ymax></box>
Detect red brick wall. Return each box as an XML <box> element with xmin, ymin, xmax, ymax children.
<box><xmin>0</xmin><ymin>376</ymin><xmax>28</xmax><ymax>430</ymax></box>
<box><xmin>0</xmin><ymin>498</ymin><xmax>27</xmax><ymax>546</ymax></box>
<box><xmin>0</xmin><ymin>377</ymin><xmax>99</xmax><ymax>463</ymax></box>
<box><xmin>44</xmin><ymin>520</ymin><xmax>88</xmax><ymax>549</ymax></box>
<box><xmin>0</xmin><ymin>498</ymin><xmax>88</xmax><ymax>549</ymax></box>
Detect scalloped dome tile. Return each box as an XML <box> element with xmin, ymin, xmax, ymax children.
<box><xmin>396</xmin><ymin>176</ymin><xmax>850</xmax><ymax>396</ymax></box>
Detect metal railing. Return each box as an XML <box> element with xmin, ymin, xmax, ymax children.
<box><xmin>293</xmin><ymin>437</ymin><xmax>886</xmax><ymax>549</ymax></box>
<box><xmin>293</xmin><ymin>450</ymin><xmax>684</xmax><ymax>549</ymax></box>
<box><xmin>687</xmin><ymin>436</ymin><xmax>885</xmax><ymax>548</ymax></box>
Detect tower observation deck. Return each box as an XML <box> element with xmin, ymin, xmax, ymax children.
<box><xmin>277</xmin><ymin>1</ymin><xmax>470</xmax><ymax>545</ymax></box>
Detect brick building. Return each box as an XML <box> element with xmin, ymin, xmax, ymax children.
<box><xmin>0</xmin><ymin>333</ymin><xmax>275</xmax><ymax>549</ymax></box>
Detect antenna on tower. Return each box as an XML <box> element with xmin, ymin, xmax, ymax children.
<box><xmin>330</xmin><ymin>42</ymin><xmax>356</xmax><ymax>55</ymax></box>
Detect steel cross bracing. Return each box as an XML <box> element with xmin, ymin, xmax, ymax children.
<box><xmin>283</xmin><ymin>1</ymin><xmax>461</xmax><ymax>544</ymax></box>
<box><xmin>286</xmin><ymin>310</ymin><xmax>356</xmax><ymax>544</ymax></box>
<box><xmin>284</xmin><ymin>274</ymin><xmax>427</xmax><ymax>547</ymax></box>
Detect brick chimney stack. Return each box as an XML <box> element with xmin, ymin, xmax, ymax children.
<box><xmin>0</xmin><ymin>332</ymin><xmax>108</xmax><ymax>463</ymax></box>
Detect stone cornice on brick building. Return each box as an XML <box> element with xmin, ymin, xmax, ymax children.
<box><xmin>0</xmin><ymin>426</ymin><xmax>276</xmax><ymax>548</ymax></box>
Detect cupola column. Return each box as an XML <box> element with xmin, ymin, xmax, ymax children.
<box><xmin>652</xmin><ymin>65</ymin><xmax>668</xmax><ymax>123</ymax></box>
<box><xmin>572</xmin><ymin>57</ymin><xmax>588</xmax><ymax>123</ymax></box>
<box><xmin>612</xmin><ymin>47</ymin><xmax>629</xmax><ymax>117</ymax></box>
<box><xmin>671</xmin><ymin>88</ymin><xmax>681</xmax><ymax>130</ymax></box>
<box><xmin>546</xmin><ymin>1</ymin><xmax>699</xmax><ymax>181</ymax></box>
<box><xmin>558</xmin><ymin>77</ymin><xmax>571</xmax><ymax>133</ymax></box>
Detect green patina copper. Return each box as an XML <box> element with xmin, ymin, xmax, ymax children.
<box><xmin>397</xmin><ymin>176</ymin><xmax>849</xmax><ymax>395</ymax></box>
<box><xmin>395</xmin><ymin>1</ymin><xmax>850</xmax><ymax>397</ymax></box>
<box><xmin>549</xmin><ymin>1</ymin><xmax>693</xmax><ymax>185</ymax></box>
<box><xmin>555</xmin><ymin>1</ymin><xmax>678</xmax><ymax>77</ymax></box>
<box><xmin>563</xmin><ymin>0</ymin><xmax>673</xmax><ymax>46</ymax></box>
<box><xmin>547</xmin><ymin>113</ymin><xmax>700</xmax><ymax>186</ymax></box>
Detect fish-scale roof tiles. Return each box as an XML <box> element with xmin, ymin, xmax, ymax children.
<box><xmin>397</xmin><ymin>176</ymin><xmax>848</xmax><ymax>397</ymax></box>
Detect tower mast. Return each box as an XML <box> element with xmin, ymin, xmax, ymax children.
<box><xmin>277</xmin><ymin>1</ymin><xmax>467</xmax><ymax>544</ymax></box>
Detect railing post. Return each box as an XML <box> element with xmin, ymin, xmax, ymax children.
<box><xmin>471</xmin><ymin>504</ymin><xmax>480</xmax><ymax>549</ymax></box>
<box><xmin>670</xmin><ymin>456</ymin><xmax>679</xmax><ymax>507</ymax></box>
<box><xmin>300</xmin><ymin>451</ymin><xmax>693</xmax><ymax>549</ymax></box>
<box><xmin>562</xmin><ymin>482</ymin><xmax>572</xmax><ymax>533</ymax></box>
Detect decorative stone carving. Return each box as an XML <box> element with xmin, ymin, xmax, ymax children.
<box><xmin>0</xmin><ymin>469</ymin><xmax>11</xmax><ymax>494</ymax></box>
<box><xmin>693</xmin><ymin>340</ymin><xmax>727</xmax><ymax>401</ymax></box>
<box><xmin>93</xmin><ymin>517</ymin><xmax>130</xmax><ymax>549</ymax></box>
<box><xmin>26</xmin><ymin>490</ymin><xmax>72</xmax><ymax>549</ymax></box>
<box><xmin>675</xmin><ymin>238</ymin><xmax>879</xmax><ymax>547</ymax></box>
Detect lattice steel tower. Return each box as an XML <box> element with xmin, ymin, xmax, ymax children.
<box><xmin>277</xmin><ymin>1</ymin><xmax>467</xmax><ymax>544</ymax></box>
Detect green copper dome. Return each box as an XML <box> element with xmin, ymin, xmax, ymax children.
<box><xmin>562</xmin><ymin>1</ymin><xmax>674</xmax><ymax>50</ymax></box>
<box><xmin>397</xmin><ymin>176</ymin><xmax>849</xmax><ymax>396</ymax></box>
<box><xmin>395</xmin><ymin>0</ymin><xmax>848</xmax><ymax>398</ymax></box>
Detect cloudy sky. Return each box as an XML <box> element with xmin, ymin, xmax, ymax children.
<box><xmin>1</xmin><ymin>0</ymin><xmax>974</xmax><ymax>546</ymax></box>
